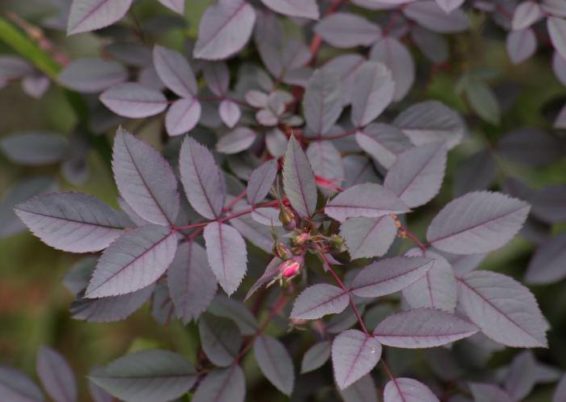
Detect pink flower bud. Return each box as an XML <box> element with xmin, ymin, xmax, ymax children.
<box><xmin>279</xmin><ymin>259</ymin><xmax>301</xmax><ymax>279</ymax></box>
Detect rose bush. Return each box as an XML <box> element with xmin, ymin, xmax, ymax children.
<box><xmin>0</xmin><ymin>0</ymin><xmax>566</xmax><ymax>401</ymax></box>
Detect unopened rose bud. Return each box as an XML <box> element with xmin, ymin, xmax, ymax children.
<box><xmin>273</xmin><ymin>241</ymin><xmax>292</xmax><ymax>260</ymax></box>
<box><xmin>279</xmin><ymin>205</ymin><xmax>296</xmax><ymax>230</ymax></box>
<box><xmin>291</xmin><ymin>232</ymin><xmax>310</xmax><ymax>246</ymax></box>
<box><xmin>279</xmin><ymin>257</ymin><xmax>302</xmax><ymax>279</ymax></box>
<box><xmin>329</xmin><ymin>234</ymin><xmax>345</xmax><ymax>251</ymax></box>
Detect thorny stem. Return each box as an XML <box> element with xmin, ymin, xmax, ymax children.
<box><xmin>308</xmin><ymin>0</ymin><xmax>347</xmax><ymax>65</ymax></box>
<box><xmin>402</xmin><ymin>225</ymin><xmax>429</xmax><ymax>252</ymax></box>
<box><xmin>318</xmin><ymin>250</ymin><xmax>369</xmax><ymax>335</ymax></box>
<box><xmin>223</xmin><ymin>190</ymin><xmax>247</xmax><ymax>212</ymax></box>
<box><xmin>318</xmin><ymin>248</ymin><xmax>401</xmax><ymax>384</ymax></box>
<box><xmin>380</xmin><ymin>360</ymin><xmax>397</xmax><ymax>382</ymax></box>
<box><xmin>234</xmin><ymin>291</ymin><xmax>290</xmax><ymax>364</ymax></box>
<box><xmin>173</xmin><ymin>199</ymin><xmax>281</xmax><ymax>231</ymax></box>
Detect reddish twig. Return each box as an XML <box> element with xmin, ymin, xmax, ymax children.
<box><xmin>308</xmin><ymin>0</ymin><xmax>347</xmax><ymax>66</ymax></box>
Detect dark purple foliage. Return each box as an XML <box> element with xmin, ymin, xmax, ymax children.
<box><xmin>1</xmin><ymin>0</ymin><xmax>566</xmax><ymax>401</ymax></box>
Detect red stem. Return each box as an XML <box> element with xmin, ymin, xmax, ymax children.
<box><xmin>318</xmin><ymin>250</ymin><xmax>369</xmax><ymax>335</ymax></box>
<box><xmin>308</xmin><ymin>0</ymin><xmax>347</xmax><ymax>65</ymax></box>
<box><xmin>234</xmin><ymin>292</ymin><xmax>289</xmax><ymax>363</ymax></box>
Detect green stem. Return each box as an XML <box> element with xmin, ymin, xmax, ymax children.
<box><xmin>0</xmin><ymin>17</ymin><xmax>60</xmax><ymax>79</ymax></box>
<box><xmin>0</xmin><ymin>17</ymin><xmax>113</xmax><ymax>169</ymax></box>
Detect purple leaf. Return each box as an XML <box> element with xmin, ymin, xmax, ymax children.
<box><xmin>0</xmin><ymin>56</ymin><xmax>33</xmax><ymax>81</ymax></box>
<box><xmin>404</xmin><ymin>1</ymin><xmax>469</xmax><ymax>33</ymax></box>
<box><xmin>373</xmin><ymin>308</ymin><xmax>478</xmax><ymax>348</ymax></box>
<box><xmin>504</xmin><ymin>351</ymin><xmax>537</xmax><ymax>400</ymax></box>
<box><xmin>71</xmin><ymin>285</ymin><xmax>154</xmax><ymax>322</ymax></box>
<box><xmin>453</xmin><ymin>150</ymin><xmax>497</xmax><ymax>196</ymax></box>
<box><xmin>468</xmin><ymin>383</ymin><xmax>513</xmax><ymax>402</ymax></box>
<box><xmin>370</xmin><ymin>37</ymin><xmax>414</xmax><ymax>101</ymax></box>
<box><xmin>457</xmin><ymin>270</ymin><xmax>548</xmax><ymax>347</ymax></box>
<box><xmin>203</xmin><ymin>62</ymin><xmax>230</xmax><ymax>96</ymax></box>
<box><xmin>290</xmin><ymin>284</ymin><xmax>349</xmax><ymax>320</ymax></box>
<box><xmin>314</xmin><ymin>13</ymin><xmax>381</xmax><ymax>48</ymax></box>
<box><xmin>153</xmin><ymin>46</ymin><xmax>197</xmax><ymax>98</ymax></box>
<box><xmin>332</xmin><ymin>329</ymin><xmax>382</xmax><ymax>390</ymax></box>
<box><xmin>542</xmin><ymin>0</ymin><xmax>566</xmax><ymax>17</ymax></box>
<box><xmin>37</xmin><ymin>347</ymin><xmax>76</xmax><ymax>402</ymax></box>
<box><xmin>355</xmin><ymin>123</ymin><xmax>413</xmax><ymax>169</ymax></box>
<box><xmin>230</xmin><ymin>215</ymin><xmax>276</xmax><ymax>252</ymax></box>
<box><xmin>90</xmin><ymin>350</ymin><xmax>196</xmax><ymax>402</ymax></box>
<box><xmin>247</xmin><ymin>160</ymin><xmax>277</xmax><ymax>205</ymax></box>
<box><xmin>553</xmin><ymin>52</ymin><xmax>566</xmax><ymax>85</ymax></box>
<box><xmin>21</xmin><ymin>74</ymin><xmax>50</xmax><ymax>99</ymax></box>
<box><xmin>1</xmin><ymin>131</ymin><xmax>67</xmax><ymax>166</ymax></box>
<box><xmin>203</xmin><ymin>222</ymin><xmax>247</xmax><ymax>295</ymax></box>
<box><xmin>216</xmin><ymin>127</ymin><xmax>255</xmax><ymax>154</ymax></box>
<box><xmin>512</xmin><ymin>1</ymin><xmax>542</xmax><ymax>30</ymax></box>
<box><xmin>0</xmin><ymin>177</ymin><xmax>55</xmax><ymax>239</ymax></box>
<box><xmin>306</xmin><ymin>141</ymin><xmax>344</xmax><ymax>188</ymax></box>
<box><xmin>199</xmin><ymin>314</ymin><xmax>243</xmax><ymax>366</ymax></box>
<box><xmin>464</xmin><ymin>78</ymin><xmax>500</xmax><ymax>125</ymax></box>
<box><xmin>219</xmin><ymin>99</ymin><xmax>241</xmax><ymax>128</ymax></box>
<box><xmin>15</xmin><ymin>192</ymin><xmax>128</xmax><ymax>253</ymax></box>
<box><xmin>402</xmin><ymin>249</ymin><xmax>457</xmax><ymax>313</ymax></box>
<box><xmin>192</xmin><ymin>366</ymin><xmax>245</xmax><ymax>402</ymax></box>
<box><xmin>393</xmin><ymin>100</ymin><xmax>465</xmax><ymax>149</ymax></box>
<box><xmin>498</xmin><ymin>128</ymin><xmax>563</xmax><ymax>167</ymax></box>
<box><xmin>303</xmin><ymin>69</ymin><xmax>344</xmax><ymax>135</ymax></box>
<box><xmin>283</xmin><ymin>136</ymin><xmax>318</xmax><ymax>217</ymax></box>
<box><xmin>383</xmin><ymin>378</ymin><xmax>439</xmax><ymax>402</ymax></box>
<box><xmin>322</xmin><ymin>54</ymin><xmax>366</xmax><ymax>106</ymax></box>
<box><xmin>554</xmin><ymin>375</ymin><xmax>566</xmax><ymax>402</ymax></box>
<box><xmin>260</xmin><ymin>0</ymin><xmax>319</xmax><ymax>19</ymax></box>
<box><xmin>301</xmin><ymin>341</ymin><xmax>331</xmax><ymax>374</ymax></box>
<box><xmin>100</xmin><ymin>83</ymin><xmax>167</xmax><ymax>118</ymax></box>
<box><xmin>548</xmin><ymin>17</ymin><xmax>566</xmax><ymax>60</ymax></box>
<box><xmin>531</xmin><ymin>185</ymin><xmax>566</xmax><ymax>223</ymax></box>
<box><xmin>555</xmin><ymin>104</ymin><xmax>566</xmax><ymax>129</ymax></box>
<box><xmin>254</xmin><ymin>14</ymin><xmax>312</xmax><ymax>82</ymax></box>
<box><xmin>411</xmin><ymin>26</ymin><xmax>449</xmax><ymax>64</ymax></box>
<box><xmin>351</xmin><ymin>256</ymin><xmax>433</xmax><ymax>298</ymax></box>
<box><xmin>157</xmin><ymin>0</ymin><xmax>185</xmax><ymax>14</ymax></box>
<box><xmin>167</xmin><ymin>242</ymin><xmax>217</xmax><ymax>323</ymax></box>
<box><xmin>506</xmin><ymin>28</ymin><xmax>537</xmax><ymax>64</ymax></box>
<box><xmin>435</xmin><ymin>0</ymin><xmax>464</xmax><ymax>13</ymax></box>
<box><xmin>245</xmin><ymin>258</ymin><xmax>282</xmax><ymax>300</ymax></box>
<box><xmin>194</xmin><ymin>0</ymin><xmax>256</xmax><ymax>60</ymax></box>
<box><xmin>58</xmin><ymin>58</ymin><xmax>127</xmax><ymax>93</ymax></box>
<box><xmin>443</xmin><ymin>252</ymin><xmax>485</xmax><ymax>276</ymax></box>
<box><xmin>341</xmin><ymin>216</ymin><xmax>397</xmax><ymax>259</ymax></box>
<box><xmin>165</xmin><ymin>97</ymin><xmax>202</xmax><ymax>136</ymax></box>
<box><xmin>88</xmin><ymin>381</ymin><xmax>113</xmax><ymax>402</ymax></box>
<box><xmin>266</xmin><ymin>128</ymin><xmax>288</xmax><ymax>157</ymax></box>
<box><xmin>525</xmin><ymin>234</ymin><xmax>566</xmax><ymax>285</ymax></box>
<box><xmin>179</xmin><ymin>137</ymin><xmax>226</xmax><ymax>219</ymax></box>
<box><xmin>208</xmin><ymin>295</ymin><xmax>259</xmax><ymax>335</ymax></box>
<box><xmin>113</xmin><ymin>128</ymin><xmax>180</xmax><ymax>225</ymax></box>
<box><xmin>0</xmin><ymin>366</ymin><xmax>45</xmax><ymax>402</ymax></box>
<box><xmin>384</xmin><ymin>142</ymin><xmax>447</xmax><ymax>208</ymax></box>
<box><xmin>86</xmin><ymin>225</ymin><xmax>178</xmax><ymax>298</ymax></box>
<box><xmin>339</xmin><ymin>374</ymin><xmax>378</xmax><ymax>402</ymax></box>
<box><xmin>67</xmin><ymin>0</ymin><xmax>133</xmax><ymax>35</ymax></box>
<box><xmin>254</xmin><ymin>336</ymin><xmax>295</xmax><ymax>395</ymax></box>
<box><xmin>427</xmin><ymin>191</ymin><xmax>530</xmax><ymax>254</ymax></box>
<box><xmin>351</xmin><ymin>62</ymin><xmax>394</xmax><ymax>127</ymax></box>
<box><xmin>325</xmin><ymin>183</ymin><xmax>409</xmax><ymax>222</ymax></box>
